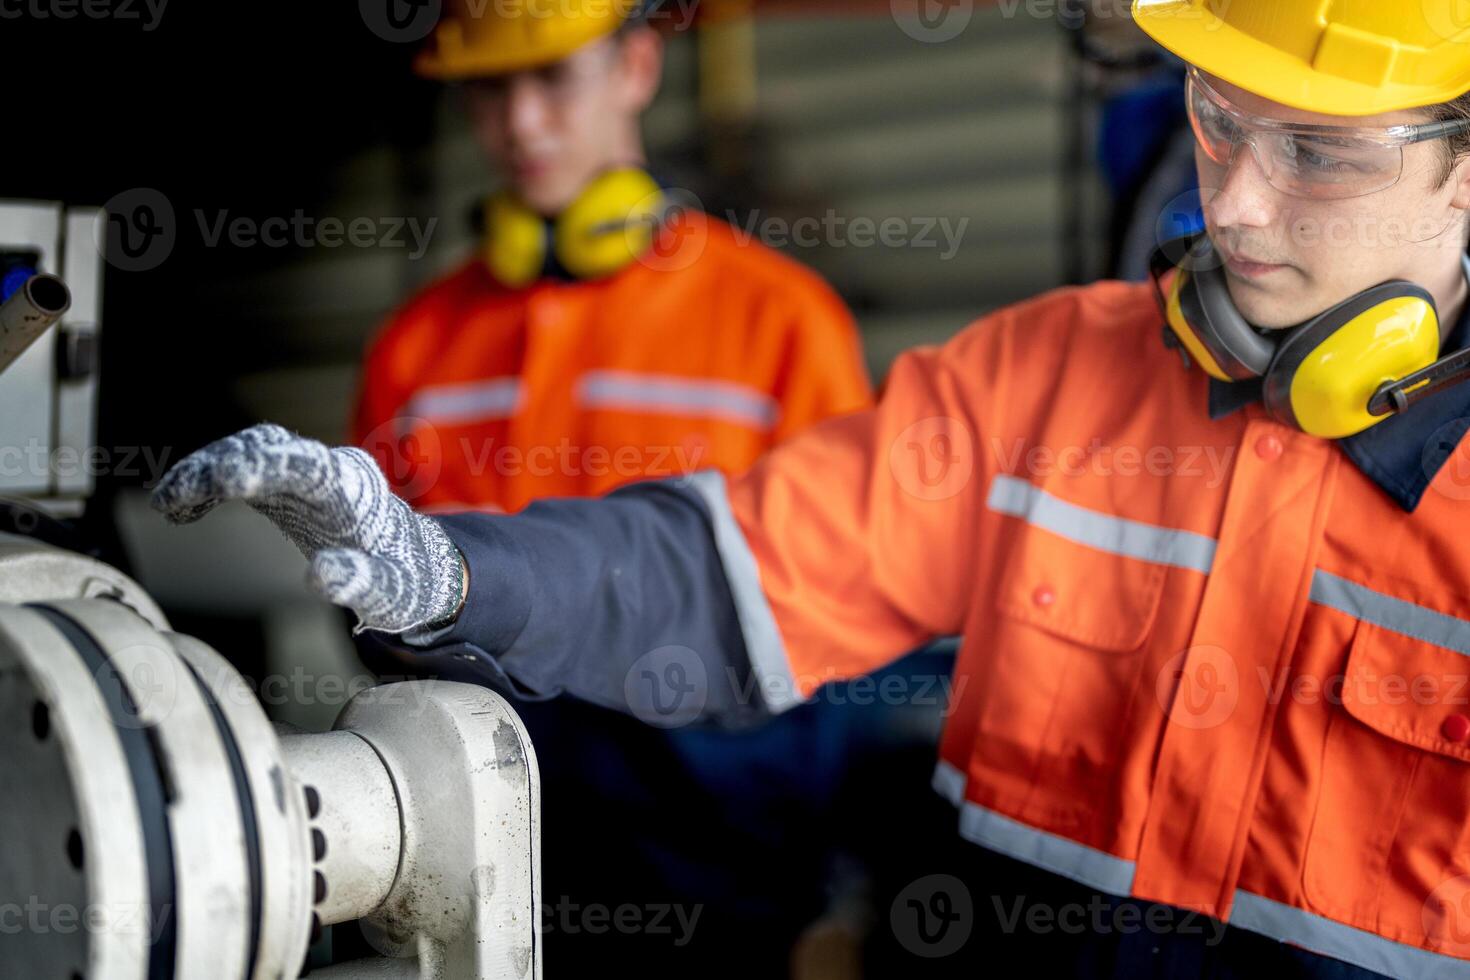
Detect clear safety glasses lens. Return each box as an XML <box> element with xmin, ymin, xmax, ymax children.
<box><xmin>1185</xmin><ymin>73</ymin><xmax>1407</xmax><ymax>200</ymax></box>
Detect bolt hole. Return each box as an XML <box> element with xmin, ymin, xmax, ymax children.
<box><xmin>31</xmin><ymin>701</ymin><xmax>50</xmax><ymax>740</ymax></box>
<box><xmin>66</xmin><ymin>828</ymin><xmax>84</xmax><ymax>871</ymax></box>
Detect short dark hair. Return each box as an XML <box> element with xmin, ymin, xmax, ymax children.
<box><xmin>1428</xmin><ymin>90</ymin><xmax>1470</xmax><ymax>183</ymax></box>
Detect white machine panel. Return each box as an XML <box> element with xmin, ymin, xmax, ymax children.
<box><xmin>0</xmin><ymin>200</ymin><xmax>61</xmax><ymax>496</ymax></box>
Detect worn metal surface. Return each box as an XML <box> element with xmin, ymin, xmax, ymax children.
<box><xmin>0</xmin><ymin>534</ymin><xmax>169</xmax><ymax>630</ymax></box>
<box><xmin>1</xmin><ymin>570</ymin><xmax>540</xmax><ymax>979</ymax></box>
<box><xmin>281</xmin><ymin>730</ymin><xmax>402</xmax><ymax>927</ymax></box>
<box><xmin>0</xmin><ymin>604</ymin><xmax>149</xmax><ymax>980</ymax></box>
<box><xmin>341</xmin><ymin>682</ymin><xmax>543</xmax><ymax>980</ymax></box>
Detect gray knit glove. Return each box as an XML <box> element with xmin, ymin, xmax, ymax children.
<box><xmin>149</xmin><ymin>422</ymin><xmax>466</xmax><ymax>635</ymax></box>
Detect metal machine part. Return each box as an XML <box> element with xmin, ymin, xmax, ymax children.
<box><xmin>0</xmin><ymin>272</ymin><xmax>71</xmax><ymax>374</ymax></box>
<box><xmin>0</xmin><ymin>200</ymin><xmax>105</xmax><ymax>511</ymax></box>
<box><xmin>0</xmin><ymin>553</ymin><xmax>543</xmax><ymax>980</ymax></box>
<box><xmin>0</xmin><ymin>532</ymin><xmax>168</xmax><ymax>627</ymax></box>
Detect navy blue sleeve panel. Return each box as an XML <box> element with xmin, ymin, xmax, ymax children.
<box><xmin>388</xmin><ymin>475</ymin><xmax>773</xmax><ymax>729</ymax></box>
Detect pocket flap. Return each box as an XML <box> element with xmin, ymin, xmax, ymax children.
<box><xmin>1341</xmin><ymin>619</ymin><xmax>1470</xmax><ymax>763</ymax></box>
<box><xmin>993</xmin><ymin>528</ymin><xmax>1167</xmax><ymax>652</ymax></box>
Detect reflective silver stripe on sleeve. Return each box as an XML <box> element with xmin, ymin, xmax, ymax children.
<box><xmin>685</xmin><ymin>470</ymin><xmax>803</xmax><ymax>713</ymax></box>
<box><xmin>1231</xmin><ymin>890</ymin><xmax>1470</xmax><ymax>979</ymax></box>
<box><xmin>403</xmin><ymin>378</ymin><xmax>524</xmax><ymax>425</ymax></box>
<box><xmin>578</xmin><ymin>370</ymin><xmax>781</xmax><ymax>432</ymax></box>
<box><xmin>1310</xmin><ymin>569</ymin><xmax>1470</xmax><ymax>657</ymax></box>
<box><xmin>986</xmin><ymin>474</ymin><xmax>1217</xmax><ymax>574</ymax></box>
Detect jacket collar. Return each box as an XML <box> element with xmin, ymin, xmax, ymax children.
<box><xmin>1207</xmin><ymin>296</ymin><xmax>1470</xmax><ymax>513</ymax></box>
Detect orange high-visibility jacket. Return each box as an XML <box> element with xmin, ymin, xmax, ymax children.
<box><xmin>715</xmin><ymin>280</ymin><xmax>1470</xmax><ymax>975</ymax></box>
<box><xmin>406</xmin><ymin>276</ymin><xmax>1470</xmax><ymax>975</ymax></box>
<box><xmin>351</xmin><ymin>212</ymin><xmax>872</xmax><ymax>513</ymax></box>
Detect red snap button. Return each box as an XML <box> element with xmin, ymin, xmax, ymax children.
<box><xmin>1032</xmin><ymin>585</ymin><xmax>1056</xmax><ymax>608</ymax></box>
<box><xmin>1255</xmin><ymin>435</ymin><xmax>1285</xmax><ymax>461</ymax></box>
<box><xmin>1442</xmin><ymin>714</ymin><xmax>1470</xmax><ymax>743</ymax></box>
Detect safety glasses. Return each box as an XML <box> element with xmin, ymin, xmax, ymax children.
<box><xmin>1185</xmin><ymin>67</ymin><xmax>1470</xmax><ymax>200</ymax></box>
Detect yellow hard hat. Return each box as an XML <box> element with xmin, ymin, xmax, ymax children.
<box><xmin>1131</xmin><ymin>0</ymin><xmax>1470</xmax><ymax>116</ymax></box>
<box><xmin>416</xmin><ymin>0</ymin><xmax>645</xmax><ymax>80</ymax></box>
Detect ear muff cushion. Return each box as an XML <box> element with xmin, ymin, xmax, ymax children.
<box><xmin>1263</xmin><ymin>282</ymin><xmax>1440</xmax><ymax>439</ymax></box>
<box><xmin>484</xmin><ymin>192</ymin><xmax>550</xmax><ymax>289</ymax></box>
<box><xmin>1179</xmin><ymin>257</ymin><xmax>1278</xmax><ymax>379</ymax></box>
<box><xmin>553</xmin><ymin>168</ymin><xmax>664</xmax><ymax>281</ymax></box>
<box><xmin>1165</xmin><ymin>268</ymin><xmax>1236</xmax><ymax>382</ymax></box>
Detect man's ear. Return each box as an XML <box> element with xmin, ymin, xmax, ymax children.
<box><xmin>616</xmin><ymin>26</ymin><xmax>665</xmax><ymax>112</ymax></box>
<box><xmin>1450</xmin><ymin>152</ymin><xmax>1470</xmax><ymax>211</ymax></box>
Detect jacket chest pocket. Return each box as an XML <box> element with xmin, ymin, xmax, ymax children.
<box><xmin>976</xmin><ymin>520</ymin><xmax>1169</xmax><ymax>803</ymax></box>
<box><xmin>1302</xmin><ymin>613</ymin><xmax>1470</xmax><ymax>952</ymax></box>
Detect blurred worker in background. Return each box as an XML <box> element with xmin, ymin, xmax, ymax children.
<box><xmin>350</xmin><ymin>0</ymin><xmax>871</xmax><ymax>514</ymax></box>
<box><xmin>347</xmin><ymin>1</ymin><xmax>875</xmax><ymax>976</ymax></box>
<box><xmin>156</xmin><ymin>0</ymin><xmax>1470</xmax><ymax>976</ymax></box>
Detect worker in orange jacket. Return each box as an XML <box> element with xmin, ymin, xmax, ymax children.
<box><xmin>158</xmin><ymin>0</ymin><xmax>1470</xmax><ymax>974</ymax></box>
<box><xmin>351</xmin><ymin>0</ymin><xmax>871</xmax><ymax>514</ymax></box>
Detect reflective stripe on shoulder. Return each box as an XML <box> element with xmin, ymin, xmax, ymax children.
<box><xmin>577</xmin><ymin>370</ymin><xmax>781</xmax><ymax>432</ymax></box>
<box><xmin>985</xmin><ymin>474</ymin><xmax>1217</xmax><ymax>574</ymax></box>
<box><xmin>402</xmin><ymin>378</ymin><xmax>523</xmax><ymax>425</ymax></box>
<box><xmin>1311</xmin><ymin>570</ymin><xmax>1470</xmax><ymax>657</ymax></box>
<box><xmin>684</xmin><ymin>470</ymin><xmax>803</xmax><ymax>713</ymax></box>
<box><xmin>933</xmin><ymin>763</ymin><xmax>1470</xmax><ymax>976</ymax></box>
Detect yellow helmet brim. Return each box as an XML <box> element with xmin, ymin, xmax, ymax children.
<box><xmin>1133</xmin><ymin>0</ymin><xmax>1470</xmax><ymax>117</ymax></box>
<box><xmin>415</xmin><ymin>11</ymin><xmax>628</xmax><ymax>80</ymax></box>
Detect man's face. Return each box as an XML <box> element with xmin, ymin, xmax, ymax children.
<box><xmin>461</xmin><ymin>33</ymin><xmax>659</xmax><ymax>215</ymax></box>
<box><xmin>1195</xmin><ymin>72</ymin><xmax>1468</xmax><ymax>328</ymax></box>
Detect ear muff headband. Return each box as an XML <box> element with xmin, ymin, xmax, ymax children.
<box><xmin>482</xmin><ymin>167</ymin><xmax>666</xmax><ymax>288</ymax></box>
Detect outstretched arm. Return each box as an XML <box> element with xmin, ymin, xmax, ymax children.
<box><xmin>150</xmin><ymin>424</ymin><xmax>768</xmax><ymax>727</ymax></box>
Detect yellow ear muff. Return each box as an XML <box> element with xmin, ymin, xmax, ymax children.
<box><xmin>553</xmin><ymin>167</ymin><xmax>665</xmax><ymax>281</ymax></box>
<box><xmin>1263</xmin><ymin>286</ymin><xmax>1440</xmax><ymax>439</ymax></box>
<box><xmin>483</xmin><ymin>192</ymin><xmax>549</xmax><ymax>289</ymax></box>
